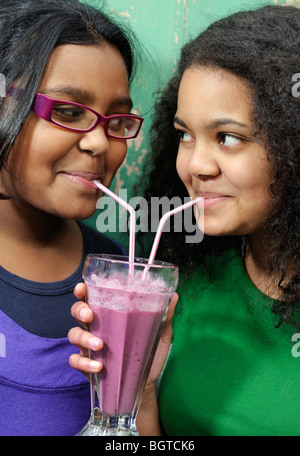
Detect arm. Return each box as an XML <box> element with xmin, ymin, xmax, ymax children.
<box><xmin>68</xmin><ymin>283</ymin><xmax>178</xmax><ymax>435</ymax></box>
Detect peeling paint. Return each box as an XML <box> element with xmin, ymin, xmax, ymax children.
<box><xmin>113</xmin><ymin>169</ymin><xmax>124</xmax><ymax>195</ymax></box>
<box><xmin>273</xmin><ymin>0</ymin><xmax>300</xmax><ymax>5</ymax></box>
<box><xmin>132</xmin><ymin>128</ymin><xmax>144</xmax><ymax>152</ymax></box>
<box><xmin>182</xmin><ymin>0</ymin><xmax>188</xmax><ymax>43</ymax></box>
<box><xmin>109</xmin><ymin>7</ymin><xmax>131</xmax><ymax>18</ymax></box>
<box><xmin>137</xmin><ymin>148</ymin><xmax>148</xmax><ymax>165</ymax></box>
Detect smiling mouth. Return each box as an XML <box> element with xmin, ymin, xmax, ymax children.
<box><xmin>197</xmin><ymin>192</ymin><xmax>231</xmax><ymax>208</ymax></box>
<box><xmin>60</xmin><ymin>172</ymin><xmax>102</xmax><ymax>190</ymax></box>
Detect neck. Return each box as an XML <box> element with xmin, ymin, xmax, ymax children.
<box><xmin>0</xmin><ymin>198</ymin><xmax>83</xmax><ymax>282</ymax></box>
<box><xmin>0</xmin><ymin>198</ymin><xmax>68</xmax><ymax>245</ymax></box>
<box><xmin>244</xmin><ymin>232</ymin><xmax>282</xmax><ymax>299</ymax></box>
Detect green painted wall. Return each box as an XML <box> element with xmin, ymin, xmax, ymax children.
<box><xmin>82</xmin><ymin>0</ymin><xmax>296</xmax><ymax>255</ymax></box>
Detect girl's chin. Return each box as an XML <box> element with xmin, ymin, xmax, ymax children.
<box><xmin>51</xmin><ymin>205</ymin><xmax>97</xmax><ymax>221</ymax></box>
<box><xmin>199</xmin><ymin>220</ymin><xmax>237</xmax><ymax>237</ymax></box>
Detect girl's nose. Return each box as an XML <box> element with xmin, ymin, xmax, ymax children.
<box><xmin>78</xmin><ymin>123</ymin><xmax>109</xmax><ymax>156</ymax></box>
<box><xmin>187</xmin><ymin>142</ymin><xmax>220</xmax><ymax>179</ymax></box>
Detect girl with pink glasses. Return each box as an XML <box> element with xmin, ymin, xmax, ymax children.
<box><xmin>0</xmin><ymin>0</ymin><xmax>142</xmax><ymax>436</ymax></box>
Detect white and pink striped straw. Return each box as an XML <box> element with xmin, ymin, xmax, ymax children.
<box><xmin>142</xmin><ymin>197</ymin><xmax>203</xmax><ymax>280</ymax></box>
<box><xmin>94</xmin><ymin>178</ymin><xmax>202</xmax><ymax>281</ymax></box>
<box><xmin>93</xmin><ymin>180</ymin><xmax>136</xmax><ymax>265</ymax></box>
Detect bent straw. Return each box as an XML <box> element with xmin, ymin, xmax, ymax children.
<box><xmin>93</xmin><ymin>180</ymin><xmax>136</xmax><ymax>265</ymax></box>
<box><xmin>142</xmin><ymin>197</ymin><xmax>202</xmax><ymax>280</ymax></box>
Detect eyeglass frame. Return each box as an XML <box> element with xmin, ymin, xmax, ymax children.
<box><xmin>8</xmin><ymin>86</ymin><xmax>144</xmax><ymax>140</ymax></box>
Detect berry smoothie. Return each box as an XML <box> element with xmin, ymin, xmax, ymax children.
<box><xmin>87</xmin><ymin>275</ymin><xmax>171</xmax><ymax>416</ymax></box>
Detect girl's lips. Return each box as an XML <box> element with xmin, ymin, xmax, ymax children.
<box><xmin>197</xmin><ymin>192</ymin><xmax>231</xmax><ymax>208</ymax></box>
<box><xmin>60</xmin><ymin>172</ymin><xmax>101</xmax><ymax>190</ymax></box>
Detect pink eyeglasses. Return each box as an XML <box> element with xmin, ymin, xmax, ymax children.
<box><xmin>8</xmin><ymin>86</ymin><xmax>144</xmax><ymax>140</ymax></box>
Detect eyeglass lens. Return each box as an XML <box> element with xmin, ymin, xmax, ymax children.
<box><xmin>51</xmin><ymin>103</ymin><xmax>140</xmax><ymax>138</ymax></box>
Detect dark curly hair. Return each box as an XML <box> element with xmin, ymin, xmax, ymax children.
<box><xmin>139</xmin><ymin>5</ymin><xmax>300</xmax><ymax>328</ymax></box>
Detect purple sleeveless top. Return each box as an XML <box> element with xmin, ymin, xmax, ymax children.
<box><xmin>0</xmin><ymin>309</ymin><xmax>90</xmax><ymax>436</ymax></box>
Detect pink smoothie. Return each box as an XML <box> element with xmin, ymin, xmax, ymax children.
<box><xmin>87</xmin><ymin>277</ymin><xmax>170</xmax><ymax>416</ymax></box>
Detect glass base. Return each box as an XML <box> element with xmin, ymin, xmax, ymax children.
<box><xmin>76</xmin><ymin>408</ymin><xmax>139</xmax><ymax>436</ymax></box>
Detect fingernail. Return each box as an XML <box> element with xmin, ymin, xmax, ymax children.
<box><xmin>90</xmin><ymin>360</ymin><xmax>101</xmax><ymax>371</ymax></box>
<box><xmin>79</xmin><ymin>308</ymin><xmax>89</xmax><ymax>321</ymax></box>
<box><xmin>90</xmin><ymin>337</ymin><xmax>101</xmax><ymax>350</ymax></box>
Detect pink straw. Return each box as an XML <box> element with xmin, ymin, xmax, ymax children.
<box><xmin>147</xmin><ymin>197</ymin><xmax>202</xmax><ymax>265</ymax></box>
<box><xmin>94</xmin><ymin>179</ymin><xmax>201</xmax><ymax>281</ymax></box>
<box><xmin>142</xmin><ymin>197</ymin><xmax>202</xmax><ymax>280</ymax></box>
<box><xmin>93</xmin><ymin>180</ymin><xmax>136</xmax><ymax>264</ymax></box>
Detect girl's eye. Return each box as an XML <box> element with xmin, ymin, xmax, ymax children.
<box><xmin>218</xmin><ymin>133</ymin><xmax>241</xmax><ymax>146</ymax></box>
<box><xmin>177</xmin><ymin>130</ymin><xmax>194</xmax><ymax>142</ymax></box>
<box><xmin>52</xmin><ymin>105</ymin><xmax>84</xmax><ymax>122</ymax></box>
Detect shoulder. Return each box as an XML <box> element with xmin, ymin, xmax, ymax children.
<box><xmin>175</xmin><ymin>247</ymin><xmax>244</xmax><ymax>314</ymax></box>
<box><xmin>78</xmin><ymin>221</ymin><xmax>125</xmax><ymax>256</ymax></box>
<box><xmin>181</xmin><ymin>246</ymin><xmax>243</xmax><ymax>287</ymax></box>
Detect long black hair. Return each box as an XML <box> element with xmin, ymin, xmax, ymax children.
<box><xmin>140</xmin><ymin>5</ymin><xmax>300</xmax><ymax>327</ymax></box>
<box><xmin>0</xmin><ymin>0</ymin><xmax>136</xmax><ymax>174</ymax></box>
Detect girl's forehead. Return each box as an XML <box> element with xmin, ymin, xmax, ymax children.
<box><xmin>177</xmin><ymin>67</ymin><xmax>253</xmax><ymax>128</ymax></box>
<box><xmin>38</xmin><ymin>44</ymin><xmax>131</xmax><ymax>109</ymax></box>
<box><xmin>179</xmin><ymin>66</ymin><xmax>252</xmax><ymax>99</ymax></box>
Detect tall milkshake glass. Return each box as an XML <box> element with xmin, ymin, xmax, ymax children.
<box><xmin>77</xmin><ymin>254</ymin><xmax>178</xmax><ymax>436</ymax></box>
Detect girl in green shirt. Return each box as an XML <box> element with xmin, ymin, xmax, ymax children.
<box><xmin>70</xmin><ymin>4</ymin><xmax>300</xmax><ymax>436</ymax></box>
<box><xmin>143</xmin><ymin>4</ymin><xmax>300</xmax><ymax>436</ymax></box>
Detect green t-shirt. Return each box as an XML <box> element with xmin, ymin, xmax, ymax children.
<box><xmin>158</xmin><ymin>248</ymin><xmax>300</xmax><ymax>436</ymax></box>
